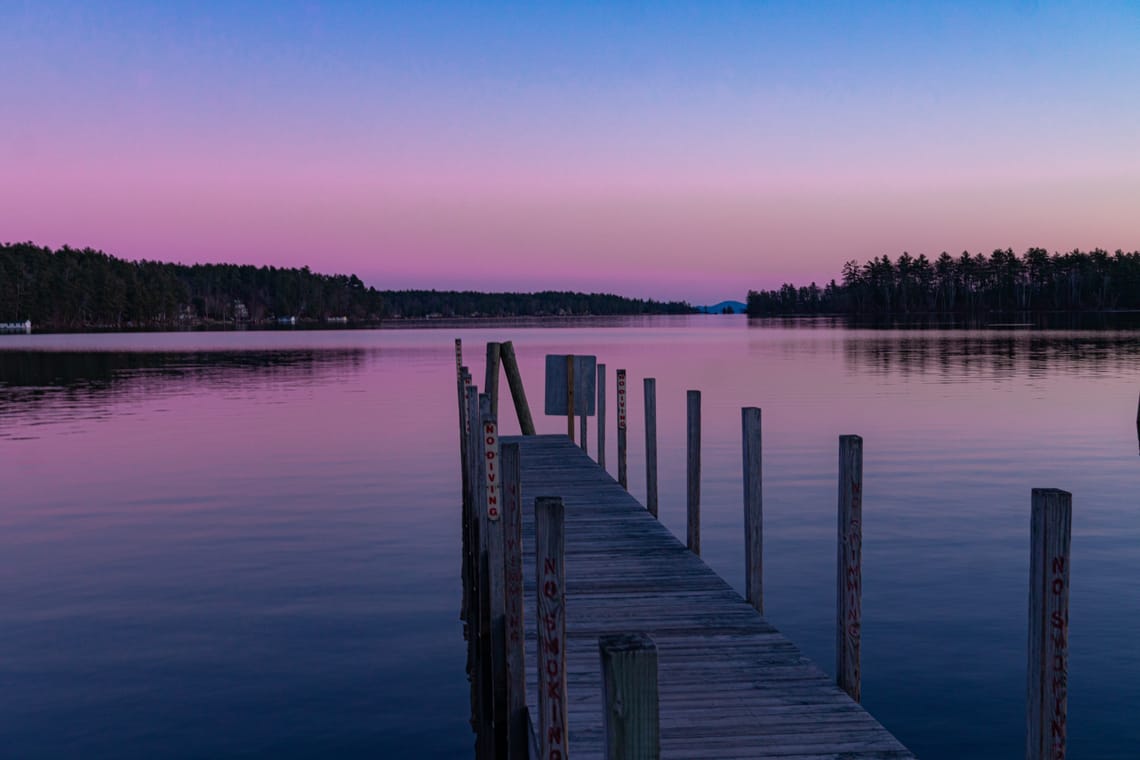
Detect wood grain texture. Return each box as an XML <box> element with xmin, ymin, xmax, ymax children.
<box><xmin>617</xmin><ymin>369</ymin><xmax>628</xmax><ymax>490</ymax></box>
<box><xmin>742</xmin><ymin>407</ymin><xmax>763</xmax><ymax>614</ymax></box>
<box><xmin>599</xmin><ymin>633</ymin><xmax>660</xmax><ymax>760</ymax></box>
<box><xmin>644</xmin><ymin>378</ymin><xmax>658</xmax><ymax>518</ymax></box>
<box><xmin>597</xmin><ymin>364</ymin><xmax>606</xmax><ymax>470</ymax></box>
<box><xmin>505</xmin><ymin>435</ymin><xmax>914</xmax><ymax>759</ymax></box>
<box><xmin>535</xmin><ymin>495</ymin><xmax>568</xmax><ymax>760</ymax></box>
<box><xmin>687</xmin><ymin>390</ymin><xmax>701</xmax><ymax>556</ymax></box>
<box><xmin>481</xmin><ymin>401</ymin><xmax>508</xmax><ymax>755</ymax></box>
<box><xmin>1027</xmin><ymin>488</ymin><xmax>1072</xmax><ymax>760</ymax></box>
<box><xmin>502</xmin><ymin>443</ymin><xmax>529</xmax><ymax>760</ymax></box>
<box><xmin>500</xmin><ymin>341</ymin><xmax>537</xmax><ymax>435</ymax></box>
<box><xmin>836</xmin><ymin>435</ymin><xmax>863</xmax><ymax>703</ymax></box>
<box><xmin>485</xmin><ymin>342</ymin><xmax>501</xmax><ymax>419</ymax></box>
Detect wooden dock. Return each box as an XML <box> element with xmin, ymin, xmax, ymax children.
<box><xmin>512</xmin><ymin>434</ymin><xmax>915</xmax><ymax>759</ymax></box>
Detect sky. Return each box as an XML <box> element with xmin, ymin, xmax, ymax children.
<box><xmin>2</xmin><ymin>1</ymin><xmax>1139</xmax><ymax>303</ymax></box>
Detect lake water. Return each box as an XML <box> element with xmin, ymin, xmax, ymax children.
<box><xmin>1</xmin><ymin>317</ymin><xmax>1137</xmax><ymax>759</ymax></box>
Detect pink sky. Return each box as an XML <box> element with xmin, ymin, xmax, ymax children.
<box><xmin>3</xmin><ymin>2</ymin><xmax>1139</xmax><ymax>303</ymax></box>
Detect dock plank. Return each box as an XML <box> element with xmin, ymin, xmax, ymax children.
<box><xmin>507</xmin><ymin>435</ymin><xmax>914</xmax><ymax>759</ymax></box>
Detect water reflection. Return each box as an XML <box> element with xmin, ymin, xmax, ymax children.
<box><xmin>0</xmin><ymin>349</ymin><xmax>370</xmax><ymax>434</ymax></box>
<box><xmin>842</xmin><ymin>332</ymin><xmax>1140</xmax><ymax>379</ymax></box>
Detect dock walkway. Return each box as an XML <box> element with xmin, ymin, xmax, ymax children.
<box><xmin>511</xmin><ymin>434</ymin><xmax>915</xmax><ymax>759</ymax></box>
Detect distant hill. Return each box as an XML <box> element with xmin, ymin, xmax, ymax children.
<box><xmin>696</xmin><ymin>300</ymin><xmax>747</xmax><ymax>314</ymax></box>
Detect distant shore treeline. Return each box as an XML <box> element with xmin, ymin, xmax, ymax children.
<box><xmin>0</xmin><ymin>243</ymin><xmax>693</xmax><ymax>328</ymax></box>
<box><xmin>748</xmin><ymin>248</ymin><xmax>1140</xmax><ymax>316</ymax></box>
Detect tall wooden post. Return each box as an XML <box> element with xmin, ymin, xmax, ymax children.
<box><xmin>485</xmin><ymin>342</ymin><xmax>501</xmax><ymax>419</ymax></box>
<box><xmin>479</xmin><ymin>396</ymin><xmax>508</xmax><ymax>756</ymax></box>
<box><xmin>597</xmin><ymin>363</ymin><xmax>607</xmax><ymax>469</ymax></box>
<box><xmin>500</xmin><ymin>341</ymin><xmax>536</xmax><ymax>435</ymax></box>
<box><xmin>617</xmin><ymin>369</ymin><xmax>628</xmax><ymax>490</ymax></box>
<box><xmin>457</xmin><ymin>350</ymin><xmax>471</xmax><ymax>625</ymax></box>
<box><xmin>599</xmin><ymin>633</ymin><xmax>660</xmax><ymax>760</ymax></box>
<box><xmin>567</xmin><ymin>355</ymin><xmax>576</xmax><ymax>442</ymax></box>
<box><xmin>742</xmin><ymin>407</ymin><xmax>763</xmax><ymax>614</ymax></box>
<box><xmin>686</xmin><ymin>390</ymin><xmax>701</xmax><ymax>555</ymax></box>
<box><xmin>580</xmin><ymin>405</ymin><xmax>588</xmax><ymax>454</ymax></box>
<box><xmin>466</xmin><ymin>387</ymin><xmax>487</xmax><ymax>753</ymax></box>
<box><xmin>535</xmin><ymin>496</ymin><xmax>568</xmax><ymax>760</ymax></box>
<box><xmin>1027</xmin><ymin>488</ymin><xmax>1072</xmax><ymax>760</ymax></box>
<box><xmin>836</xmin><ymin>435</ymin><xmax>863</xmax><ymax>702</ymax></box>
<box><xmin>643</xmin><ymin>378</ymin><xmax>658</xmax><ymax>518</ymax></box>
<box><xmin>502</xmin><ymin>443</ymin><xmax>528</xmax><ymax>760</ymax></box>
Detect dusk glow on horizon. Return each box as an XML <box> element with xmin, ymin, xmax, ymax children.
<box><xmin>3</xmin><ymin>1</ymin><xmax>1139</xmax><ymax>303</ymax></box>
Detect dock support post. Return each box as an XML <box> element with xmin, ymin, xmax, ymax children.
<box><xmin>535</xmin><ymin>496</ymin><xmax>568</xmax><ymax>760</ymax></box>
<box><xmin>456</xmin><ymin>350</ymin><xmax>471</xmax><ymax>625</ymax></box>
<box><xmin>742</xmin><ymin>407</ymin><xmax>763</xmax><ymax>614</ymax></box>
<box><xmin>599</xmin><ymin>633</ymin><xmax>660</xmax><ymax>760</ymax></box>
<box><xmin>500</xmin><ymin>341</ymin><xmax>536</xmax><ymax>435</ymax></box>
<box><xmin>686</xmin><ymin>390</ymin><xmax>701</xmax><ymax>554</ymax></box>
<box><xmin>836</xmin><ymin>434</ymin><xmax>863</xmax><ymax>702</ymax></box>
<box><xmin>643</xmin><ymin>378</ymin><xmax>658</xmax><ymax>517</ymax></box>
<box><xmin>1027</xmin><ymin>488</ymin><xmax>1071</xmax><ymax>760</ymax></box>
<box><xmin>581</xmin><ymin>404</ymin><xmax>588</xmax><ymax>454</ymax></box>
<box><xmin>597</xmin><ymin>363</ymin><xmax>607</xmax><ymax>468</ymax></box>
<box><xmin>567</xmin><ymin>355</ymin><xmax>576</xmax><ymax>442</ymax></box>
<box><xmin>466</xmin><ymin>387</ymin><xmax>487</xmax><ymax>752</ymax></box>
<box><xmin>485</xmin><ymin>343</ymin><xmax>501</xmax><ymax>419</ymax></box>
<box><xmin>617</xmin><ymin>369</ymin><xmax>628</xmax><ymax>490</ymax></box>
<box><xmin>478</xmin><ymin>395</ymin><xmax>508</xmax><ymax>757</ymax></box>
<box><xmin>502</xmin><ymin>443</ymin><xmax>528</xmax><ymax>760</ymax></box>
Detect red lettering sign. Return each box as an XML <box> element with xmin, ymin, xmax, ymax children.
<box><xmin>483</xmin><ymin>420</ymin><xmax>500</xmax><ymax>520</ymax></box>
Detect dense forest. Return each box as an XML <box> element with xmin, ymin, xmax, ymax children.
<box><xmin>747</xmin><ymin>248</ymin><xmax>1140</xmax><ymax>316</ymax></box>
<box><xmin>0</xmin><ymin>243</ymin><xmax>693</xmax><ymax>328</ymax></box>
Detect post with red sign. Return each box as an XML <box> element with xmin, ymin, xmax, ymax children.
<box><xmin>742</xmin><ymin>407</ymin><xmax>764</xmax><ymax>614</ymax></box>
<box><xmin>535</xmin><ymin>496</ymin><xmax>567</xmax><ymax>760</ymax></box>
<box><xmin>479</xmin><ymin>395</ymin><xmax>508</xmax><ymax>756</ymax></box>
<box><xmin>644</xmin><ymin>378</ymin><xmax>658</xmax><ymax>518</ymax></box>
<box><xmin>501</xmin><ymin>442</ymin><xmax>528</xmax><ymax>760</ymax></box>
<box><xmin>597</xmin><ymin>363</ymin><xmax>606</xmax><ymax>469</ymax></box>
<box><xmin>1027</xmin><ymin>488</ymin><xmax>1071</xmax><ymax>760</ymax></box>
<box><xmin>617</xmin><ymin>370</ymin><xmax>628</xmax><ymax>490</ymax></box>
<box><xmin>836</xmin><ymin>434</ymin><xmax>862</xmax><ymax>702</ymax></box>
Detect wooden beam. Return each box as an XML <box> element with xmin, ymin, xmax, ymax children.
<box><xmin>644</xmin><ymin>378</ymin><xmax>657</xmax><ymax>518</ymax></box>
<box><xmin>1027</xmin><ymin>488</ymin><xmax>1072</xmax><ymax>760</ymax></box>
<box><xmin>836</xmin><ymin>434</ymin><xmax>863</xmax><ymax>702</ymax></box>
<box><xmin>742</xmin><ymin>407</ymin><xmax>763</xmax><ymax>614</ymax></box>
<box><xmin>535</xmin><ymin>496</ymin><xmax>568</xmax><ymax>760</ymax></box>
<box><xmin>499</xmin><ymin>341</ymin><xmax>536</xmax><ymax>435</ymax></box>
<box><xmin>599</xmin><ymin>633</ymin><xmax>660</xmax><ymax>759</ymax></box>
<box><xmin>687</xmin><ymin>390</ymin><xmax>701</xmax><ymax>555</ymax></box>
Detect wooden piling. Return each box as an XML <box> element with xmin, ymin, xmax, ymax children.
<box><xmin>581</xmin><ymin>406</ymin><xmax>588</xmax><ymax>454</ymax></box>
<box><xmin>567</xmin><ymin>355</ymin><xmax>576</xmax><ymax>442</ymax></box>
<box><xmin>502</xmin><ymin>442</ymin><xmax>528</xmax><ymax>760</ymax></box>
<box><xmin>499</xmin><ymin>341</ymin><xmax>536</xmax><ymax>435</ymax></box>
<box><xmin>836</xmin><ymin>434</ymin><xmax>863</xmax><ymax>702</ymax></box>
<box><xmin>599</xmin><ymin>633</ymin><xmax>660</xmax><ymax>760</ymax></box>
<box><xmin>687</xmin><ymin>390</ymin><xmax>701</xmax><ymax>555</ymax></box>
<box><xmin>742</xmin><ymin>407</ymin><xmax>763</xmax><ymax>614</ymax></box>
<box><xmin>485</xmin><ymin>342</ymin><xmax>501</xmax><ymax>419</ymax></box>
<box><xmin>467</xmin><ymin>388</ymin><xmax>488</xmax><ymax>754</ymax></box>
<box><xmin>457</xmin><ymin>353</ymin><xmax>470</xmax><ymax>625</ymax></box>
<box><xmin>1027</xmin><ymin>488</ymin><xmax>1072</xmax><ymax>760</ymax></box>
<box><xmin>479</xmin><ymin>396</ymin><xmax>508</xmax><ymax>756</ymax></box>
<box><xmin>617</xmin><ymin>369</ymin><xmax>628</xmax><ymax>489</ymax></box>
<box><xmin>597</xmin><ymin>363</ymin><xmax>607</xmax><ymax>469</ymax></box>
<box><xmin>535</xmin><ymin>496</ymin><xmax>568</xmax><ymax>760</ymax></box>
<box><xmin>644</xmin><ymin>378</ymin><xmax>658</xmax><ymax>517</ymax></box>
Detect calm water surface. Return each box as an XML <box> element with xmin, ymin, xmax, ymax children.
<box><xmin>1</xmin><ymin>318</ymin><xmax>1137</xmax><ymax>758</ymax></box>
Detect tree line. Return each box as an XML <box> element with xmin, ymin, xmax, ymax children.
<box><xmin>0</xmin><ymin>243</ymin><xmax>693</xmax><ymax>328</ymax></box>
<box><xmin>747</xmin><ymin>248</ymin><xmax>1140</xmax><ymax>316</ymax></box>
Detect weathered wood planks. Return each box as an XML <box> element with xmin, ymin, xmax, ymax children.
<box><xmin>509</xmin><ymin>435</ymin><xmax>914</xmax><ymax>759</ymax></box>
